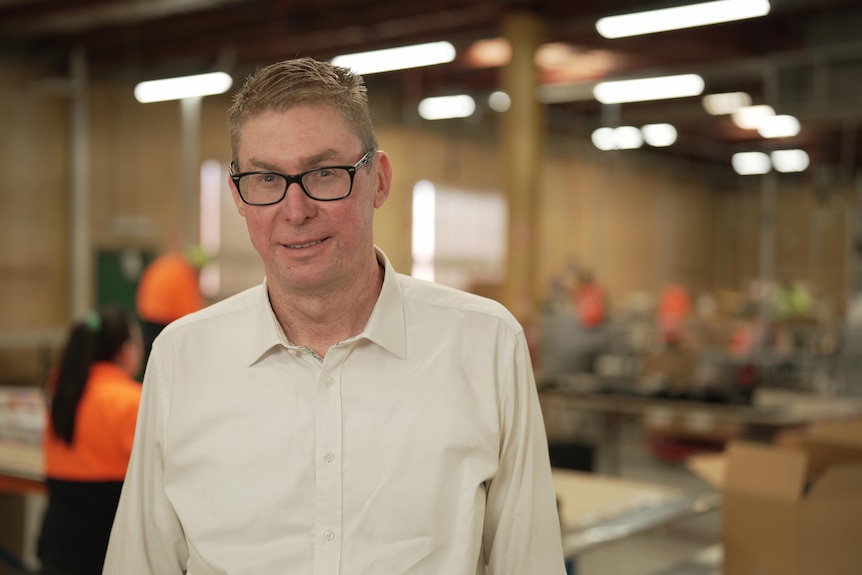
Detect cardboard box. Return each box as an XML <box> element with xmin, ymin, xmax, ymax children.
<box><xmin>688</xmin><ymin>420</ymin><xmax>862</xmax><ymax>575</ymax></box>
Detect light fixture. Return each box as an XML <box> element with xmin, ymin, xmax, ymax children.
<box><xmin>703</xmin><ymin>92</ymin><xmax>751</xmax><ymax>115</ymax></box>
<box><xmin>596</xmin><ymin>0</ymin><xmax>771</xmax><ymax>39</ymax></box>
<box><xmin>592</xmin><ymin>124</ymin><xmax>678</xmax><ymax>150</ymax></box>
<box><xmin>757</xmin><ymin>115</ymin><xmax>801</xmax><ymax>138</ymax></box>
<box><xmin>615</xmin><ymin>126</ymin><xmax>644</xmax><ymax>149</ymax></box>
<box><xmin>134</xmin><ymin>72</ymin><xmax>233</xmax><ymax>103</ymax></box>
<box><xmin>771</xmin><ymin>149</ymin><xmax>809</xmax><ymax>172</ymax></box>
<box><xmin>592</xmin><ymin>127</ymin><xmax>617</xmax><ymax>151</ymax></box>
<box><xmin>732</xmin><ymin>151</ymin><xmax>771</xmax><ymax>175</ymax></box>
<box><xmin>418</xmin><ymin>95</ymin><xmax>476</xmax><ymax>120</ymax></box>
<box><xmin>591</xmin><ymin>126</ymin><xmax>644</xmax><ymax>150</ymax></box>
<box><xmin>593</xmin><ymin>74</ymin><xmax>704</xmax><ymax>104</ymax></box>
<box><xmin>466</xmin><ymin>38</ymin><xmax>511</xmax><ymax>68</ymax></box>
<box><xmin>488</xmin><ymin>91</ymin><xmax>511</xmax><ymax>113</ymax></box>
<box><xmin>732</xmin><ymin>105</ymin><xmax>775</xmax><ymax>130</ymax></box>
<box><xmin>332</xmin><ymin>41</ymin><xmax>456</xmax><ymax>75</ymax></box>
<box><xmin>642</xmin><ymin>123</ymin><xmax>678</xmax><ymax>147</ymax></box>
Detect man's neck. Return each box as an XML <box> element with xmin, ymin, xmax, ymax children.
<box><xmin>269</xmin><ymin>256</ymin><xmax>384</xmax><ymax>358</ymax></box>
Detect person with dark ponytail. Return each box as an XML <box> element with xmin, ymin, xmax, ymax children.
<box><xmin>37</xmin><ymin>305</ymin><xmax>143</xmax><ymax>575</ymax></box>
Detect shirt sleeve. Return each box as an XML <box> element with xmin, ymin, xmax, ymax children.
<box><xmin>103</xmin><ymin>350</ymin><xmax>189</xmax><ymax>574</ymax></box>
<box><xmin>483</xmin><ymin>329</ymin><xmax>568</xmax><ymax>575</ymax></box>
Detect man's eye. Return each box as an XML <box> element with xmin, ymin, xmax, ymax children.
<box><xmin>249</xmin><ymin>174</ymin><xmax>279</xmax><ymax>186</ymax></box>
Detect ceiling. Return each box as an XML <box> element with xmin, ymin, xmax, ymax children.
<box><xmin>3</xmin><ymin>0</ymin><xmax>862</xmax><ymax>178</ymax></box>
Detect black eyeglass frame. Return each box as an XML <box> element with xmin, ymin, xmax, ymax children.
<box><xmin>229</xmin><ymin>150</ymin><xmax>375</xmax><ymax>205</ymax></box>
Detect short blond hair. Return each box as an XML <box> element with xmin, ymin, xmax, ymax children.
<box><xmin>227</xmin><ymin>57</ymin><xmax>378</xmax><ymax>160</ymax></box>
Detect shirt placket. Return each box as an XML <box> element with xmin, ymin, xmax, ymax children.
<box><xmin>313</xmin><ymin>353</ymin><xmax>344</xmax><ymax>575</ymax></box>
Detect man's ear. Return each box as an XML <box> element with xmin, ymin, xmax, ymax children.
<box><xmin>373</xmin><ymin>151</ymin><xmax>393</xmax><ymax>209</ymax></box>
<box><xmin>228</xmin><ymin>172</ymin><xmax>248</xmax><ymax>217</ymax></box>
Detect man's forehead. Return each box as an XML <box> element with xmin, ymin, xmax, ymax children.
<box><xmin>238</xmin><ymin>108</ymin><xmax>361</xmax><ymax>167</ymax></box>
<box><xmin>244</xmin><ymin>148</ymin><xmax>345</xmax><ymax>172</ymax></box>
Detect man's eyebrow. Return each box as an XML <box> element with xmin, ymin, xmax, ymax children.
<box><xmin>245</xmin><ymin>158</ymin><xmax>280</xmax><ymax>172</ymax></box>
<box><xmin>303</xmin><ymin>149</ymin><xmax>340</xmax><ymax>167</ymax></box>
<box><xmin>246</xmin><ymin>149</ymin><xmax>341</xmax><ymax>173</ymax></box>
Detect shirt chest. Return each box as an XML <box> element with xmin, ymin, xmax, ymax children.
<box><xmin>161</xmin><ymin>343</ymin><xmax>501</xmax><ymax>570</ymax></box>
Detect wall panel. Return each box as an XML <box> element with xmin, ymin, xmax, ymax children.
<box><xmin>0</xmin><ymin>59</ymin><xmax>855</xmax><ymax>367</ymax></box>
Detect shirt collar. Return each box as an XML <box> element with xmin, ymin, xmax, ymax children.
<box><xmin>359</xmin><ymin>248</ymin><xmax>407</xmax><ymax>359</ymax></box>
<box><xmin>246</xmin><ymin>278</ymin><xmax>288</xmax><ymax>366</ymax></box>
<box><xmin>246</xmin><ymin>246</ymin><xmax>407</xmax><ymax>366</ymax></box>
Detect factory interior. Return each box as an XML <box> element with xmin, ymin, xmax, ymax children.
<box><xmin>2</xmin><ymin>0</ymin><xmax>862</xmax><ymax>573</ymax></box>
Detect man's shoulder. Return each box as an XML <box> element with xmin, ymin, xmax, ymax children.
<box><xmin>395</xmin><ymin>272</ymin><xmax>520</xmax><ymax>329</ymax></box>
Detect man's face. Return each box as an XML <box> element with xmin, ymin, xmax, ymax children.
<box><xmin>230</xmin><ymin>105</ymin><xmax>391</xmax><ymax>298</ymax></box>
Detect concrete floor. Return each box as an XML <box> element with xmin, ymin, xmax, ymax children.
<box><xmin>572</xmin><ymin>420</ymin><xmax>721</xmax><ymax>575</ymax></box>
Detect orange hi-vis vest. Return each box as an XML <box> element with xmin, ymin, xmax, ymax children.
<box><xmin>43</xmin><ymin>362</ymin><xmax>141</xmax><ymax>481</ymax></box>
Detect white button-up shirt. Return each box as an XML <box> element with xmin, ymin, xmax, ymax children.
<box><xmin>104</xmin><ymin>250</ymin><xmax>566</xmax><ymax>575</ymax></box>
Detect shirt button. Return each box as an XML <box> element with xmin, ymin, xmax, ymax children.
<box><xmin>323</xmin><ymin>376</ymin><xmax>334</xmax><ymax>387</ymax></box>
<box><xmin>324</xmin><ymin>530</ymin><xmax>335</xmax><ymax>541</ymax></box>
<box><xmin>324</xmin><ymin>452</ymin><xmax>335</xmax><ymax>463</ymax></box>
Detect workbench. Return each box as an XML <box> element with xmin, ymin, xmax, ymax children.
<box><xmin>540</xmin><ymin>386</ymin><xmax>862</xmax><ymax>474</ymax></box>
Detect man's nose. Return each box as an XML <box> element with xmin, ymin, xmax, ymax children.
<box><xmin>278</xmin><ymin>181</ymin><xmax>317</xmax><ymax>222</ymax></box>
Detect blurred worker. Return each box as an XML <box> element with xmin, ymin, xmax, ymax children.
<box><xmin>38</xmin><ymin>305</ymin><xmax>143</xmax><ymax>575</ymax></box>
<box><xmin>135</xmin><ymin>246</ymin><xmax>209</xmax><ymax>368</ymax></box>
<box><xmin>657</xmin><ymin>283</ymin><xmax>692</xmax><ymax>345</ymax></box>
<box><xmin>571</xmin><ymin>269</ymin><xmax>607</xmax><ymax>328</ymax></box>
<box><xmin>771</xmin><ymin>278</ymin><xmax>812</xmax><ymax>321</ymax></box>
<box><xmin>538</xmin><ymin>271</ymin><xmax>609</xmax><ymax>378</ymax></box>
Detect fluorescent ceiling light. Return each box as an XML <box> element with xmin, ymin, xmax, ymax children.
<box><xmin>757</xmin><ymin>115</ymin><xmax>801</xmax><ymax>138</ymax></box>
<box><xmin>418</xmin><ymin>95</ymin><xmax>476</xmax><ymax>120</ymax></box>
<box><xmin>594</xmin><ymin>74</ymin><xmax>704</xmax><ymax>104</ymax></box>
<box><xmin>732</xmin><ymin>151</ymin><xmax>771</xmax><ymax>175</ymax></box>
<box><xmin>615</xmin><ymin>126</ymin><xmax>644</xmax><ymax>149</ymax></box>
<box><xmin>771</xmin><ymin>149</ymin><xmax>809</xmax><ymax>172</ymax></box>
<box><xmin>732</xmin><ymin>104</ymin><xmax>775</xmax><ymax>130</ymax></box>
<box><xmin>332</xmin><ymin>41</ymin><xmax>456</xmax><ymax>75</ymax></box>
<box><xmin>134</xmin><ymin>72</ymin><xmax>233</xmax><ymax>103</ymax></box>
<box><xmin>642</xmin><ymin>123</ymin><xmax>678</xmax><ymax>147</ymax></box>
<box><xmin>596</xmin><ymin>0</ymin><xmax>771</xmax><ymax>39</ymax></box>
<box><xmin>592</xmin><ymin>127</ymin><xmax>616</xmax><ymax>151</ymax></box>
<box><xmin>591</xmin><ymin>126</ymin><xmax>644</xmax><ymax>150</ymax></box>
<box><xmin>703</xmin><ymin>91</ymin><xmax>751</xmax><ymax>115</ymax></box>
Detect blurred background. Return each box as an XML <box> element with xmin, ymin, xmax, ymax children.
<box><xmin>2</xmin><ymin>1</ymin><xmax>862</xmax><ymax>574</ymax></box>
<box><xmin>2</xmin><ymin>0</ymin><xmax>862</xmax><ymax>390</ymax></box>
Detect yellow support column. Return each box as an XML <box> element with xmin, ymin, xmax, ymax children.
<box><xmin>500</xmin><ymin>11</ymin><xmax>545</xmax><ymax>325</ymax></box>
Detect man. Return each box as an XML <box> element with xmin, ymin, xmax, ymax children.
<box><xmin>104</xmin><ymin>57</ymin><xmax>566</xmax><ymax>574</ymax></box>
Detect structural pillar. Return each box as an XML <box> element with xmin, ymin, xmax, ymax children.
<box><xmin>69</xmin><ymin>49</ymin><xmax>90</xmax><ymax>319</ymax></box>
<box><xmin>181</xmin><ymin>96</ymin><xmax>202</xmax><ymax>249</ymax></box>
<box><xmin>757</xmin><ymin>170</ymin><xmax>777</xmax><ymax>359</ymax></box>
<box><xmin>500</xmin><ymin>11</ymin><xmax>545</xmax><ymax>324</ymax></box>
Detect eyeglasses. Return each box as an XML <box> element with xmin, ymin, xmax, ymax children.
<box><xmin>230</xmin><ymin>150</ymin><xmax>375</xmax><ymax>205</ymax></box>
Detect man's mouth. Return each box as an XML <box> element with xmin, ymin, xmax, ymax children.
<box><xmin>285</xmin><ymin>239</ymin><xmax>322</xmax><ymax>249</ymax></box>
